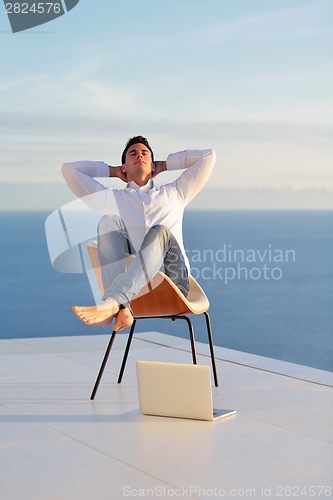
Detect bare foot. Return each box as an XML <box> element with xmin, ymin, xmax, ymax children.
<box><xmin>114</xmin><ymin>307</ymin><xmax>133</xmax><ymax>332</ymax></box>
<box><xmin>72</xmin><ymin>297</ymin><xmax>120</xmax><ymax>326</ymax></box>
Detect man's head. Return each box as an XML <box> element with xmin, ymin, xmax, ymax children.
<box><xmin>121</xmin><ymin>136</ymin><xmax>154</xmax><ymax>165</ymax></box>
<box><xmin>121</xmin><ymin>135</ymin><xmax>155</xmax><ymax>186</ymax></box>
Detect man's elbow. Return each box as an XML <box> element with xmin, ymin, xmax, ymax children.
<box><xmin>200</xmin><ymin>148</ymin><xmax>216</xmax><ymax>162</ymax></box>
<box><xmin>208</xmin><ymin>149</ymin><xmax>216</xmax><ymax>163</ymax></box>
<box><xmin>61</xmin><ymin>162</ymin><xmax>72</xmax><ymax>179</ymax></box>
<box><xmin>203</xmin><ymin>149</ymin><xmax>216</xmax><ymax>168</ymax></box>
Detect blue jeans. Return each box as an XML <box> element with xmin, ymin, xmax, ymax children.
<box><xmin>97</xmin><ymin>215</ymin><xmax>189</xmax><ymax>310</ymax></box>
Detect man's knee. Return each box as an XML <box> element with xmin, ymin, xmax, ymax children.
<box><xmin>151</xmin><ymin>224</ymin><xmax>171</xmax><ymax>239</ymax></box>
<box><xmin>151</xmin><ymin>224</ymin><xmax>173</xmax><ymax>247</ymax></box>
<box><xmin>98</xmin><ymin>214</ymin><xmax>123</xmax><ymax>235</ymax></box>
<box><xmin>151</xmin><ymin>225</ymin><xmax>178</xmax><ymax>255</ymax></box>
<box><xmin>141</xmin><ymin>224</ymin><xmax>171</xmax><ymax>253</ymax></box>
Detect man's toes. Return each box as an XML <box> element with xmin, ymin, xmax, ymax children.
<box><xmin>72</xmin><ymin>306</ymin><xmax>84</xmax><ymax>318</ymax></box>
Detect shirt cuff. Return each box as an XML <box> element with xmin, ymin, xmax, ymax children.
<box><xmin>166</xmin><ymin>150</ymin><xmax>188</xmax><ymax>171</ymax></box>
<box><xmin>94</xmin><ymin>162</ymin><xmax>110</xmax><ymax>177</ymax></box>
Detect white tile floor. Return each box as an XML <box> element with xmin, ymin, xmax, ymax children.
<box><xmin>0</xmin><ymin>332</ymin><xmax>332</xmax><ymax>500</ymax></box>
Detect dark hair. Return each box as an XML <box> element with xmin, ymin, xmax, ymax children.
<box><xmin>121</xmin><ymin>135</ymin><xmax>154</xmax><ymax>165</ymax></box>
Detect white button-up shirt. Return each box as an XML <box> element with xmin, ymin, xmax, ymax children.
<box><xmin>62</xmin><ymin>149</ymin><xmax>216</xmax><ymax>271</ymax></box>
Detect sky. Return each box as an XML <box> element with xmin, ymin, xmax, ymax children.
<box><xmin>0</xmin><ymin>0</ymin><xmax>332</xmax><ymax>210</ymax></box>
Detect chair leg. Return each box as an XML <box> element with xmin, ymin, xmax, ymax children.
<box><xmin>90</xmin><ymin>330</ymin><xmax>117</xmax><ymax>400</ymax></box>
<box><xmin>91</xmin><ymin>313</ymin><xmax>208</xmax><ymax>391</ymax></box>
<box><xmin>117</xmin><ymin>316</ymin><xmax>198</xmax><ymax>383</ymax></box>
<box><xmin>117</xmin><ymin>319</ymin><xmax>137</xmax><ymax>384</ymax></box>
<box><xmin>181</xmin><ymin>315</ymin><xmax>197</xmax><ymax>365</ymax></box>
<box><xmin>203</xmin><ymin>311</ymin><xmax>219</xmax><ymax>387</ymax></box>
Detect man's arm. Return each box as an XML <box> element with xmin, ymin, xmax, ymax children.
<box><xmin>166</xmin><ymin>149</ymin><xmax>216</xmax><ymax>205</ymax></box>
<box><xmin>62</xmin><ymin>161</ymin><xmax>128</xmax><ymax>200</ymax></box>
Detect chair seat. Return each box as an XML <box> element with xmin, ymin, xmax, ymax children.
<box><xmin>86</xmin><ymin>241</ymin><xmax>210</xmax><ymax>317</ymax></box>
<box><xmin>130</xmin><ymin>273</ymin><xmax>210</xmax><ymax>317</ymax></box>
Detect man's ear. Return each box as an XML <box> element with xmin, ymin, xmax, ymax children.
<box><xmin>121</xmin><ymin>165</ymin><xmax>126</xmax><ymax>173</ymax></box>
<box><xmin>151</xmin><ymin>162</ymin><xmax>155</xmax><ymax>173</ymax></box>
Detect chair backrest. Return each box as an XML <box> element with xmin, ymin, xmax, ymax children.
<box><xmin>86</xmin><ymin>241</ymin><xmax>209</xmax><ymax>317</ymax></box>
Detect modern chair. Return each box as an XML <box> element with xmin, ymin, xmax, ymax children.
<box><xmin>86</xmin><ymin>240</ymin><xmax>219</xmax><ymax>400</ymax></box>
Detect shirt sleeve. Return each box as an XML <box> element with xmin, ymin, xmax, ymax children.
<box><xmin>61</xmin><ymin>161</ymin><xmax>110</xmax><ymax>199</ymax></box>
<box><xmin>166</xmin><ymin>149</ymin><xmax>216</xmax><ymax>205</ymax></box>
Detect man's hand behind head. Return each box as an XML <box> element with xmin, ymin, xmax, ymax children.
<box><xmin>152</xmin><ymin>161</ymin><xmax>167</xmax><ymax>178</ymax></box>
<box><xmin>109</xmin><ymin>165</ymin><xmax>128</xmax><ymax>183</ymax></box>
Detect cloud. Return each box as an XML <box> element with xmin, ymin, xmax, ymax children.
<box><xmin>192</xmin><ymin>1</ymin><xmax>333</xmax><ymax>46</ymax></box>
<box><xmin>92</xmin><ymin>1</ymin><xmax>333</xmax><ymax>57</ymax></box>
<box><xmin>0</xmin><ymin>70</ymin><xmax>152</xmax><ymax>119</ymax></box>
<box><xmin>1</xmin><ymin>111</ymin><xmax>332</xmax><ymax>140</ymax></box>
<box><xmin>1</xmin><ymin>112</ymin><xmax>332</xmax><ymax>196</ymax></box>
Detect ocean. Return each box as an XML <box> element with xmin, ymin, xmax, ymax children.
<box><xmin>0</xmin><ymin>210</ymin><xmax>332</xmax><ymax>372</ymax></box>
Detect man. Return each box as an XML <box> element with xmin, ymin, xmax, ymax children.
<box><xmin>62</xmin><ymin>136</ymin><xmax>216</xmax><ymax>332</ymax></box>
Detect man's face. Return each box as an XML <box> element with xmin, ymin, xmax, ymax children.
<box><xmin>122</xmin><ymin>143</ymin><xmax>155</xmax><ymax>183</ymax></box>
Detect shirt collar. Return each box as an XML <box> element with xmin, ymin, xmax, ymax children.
<box><xmin>126</xmin><ymin>178</ymin><xmax>154</xmax><ymax>192</ymax></box>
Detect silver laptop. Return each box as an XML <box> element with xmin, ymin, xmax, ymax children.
<box><xmin>136</xmin><ymin>360</ymin><xmax>236</xmax><ymax>421</ymax></box>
